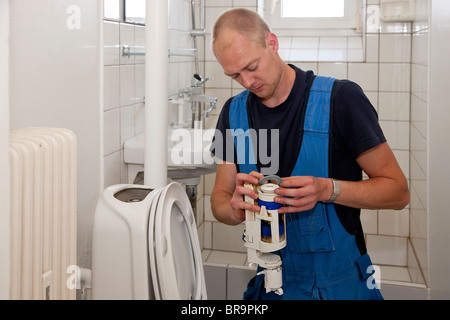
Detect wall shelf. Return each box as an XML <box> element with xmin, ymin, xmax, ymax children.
<box><xmin>121</xmin><ymin>44</ymin><xmax>197</xmax><ymax>58</ymax></box>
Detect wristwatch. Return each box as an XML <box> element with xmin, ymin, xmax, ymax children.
<box><xmin>327</xmin><ymin>178</ymin><xmax>340</xmax><ymax>203</ymax></box>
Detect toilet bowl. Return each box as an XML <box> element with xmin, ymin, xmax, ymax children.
<box><xmin>91</xmin><ymin>182</ymin><xmax>207</xmax><ymax>300</ymax></box>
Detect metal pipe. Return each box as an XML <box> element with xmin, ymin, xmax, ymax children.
<box><xmin>145</xmin><ymin>0</ymin><xmax>168</xmax><ymax>188</ymax></box>
<box><xmin>191</xmin><ymin>0</ymin><xmax>200</xmax><ymax>75</ymax></box>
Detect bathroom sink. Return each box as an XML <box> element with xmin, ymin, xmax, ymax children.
<box><xmin>124</xmin><ymin>128</ymin><xmax>217</xmax><ymax>180</ymax></box>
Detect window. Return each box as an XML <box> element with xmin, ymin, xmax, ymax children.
<box><xmin>104</xmin><ymin>0</ymin><xmax>121</xmax><ymax>21</ymax></box>
<box><xmin>124</xmin><ymin>0</ymin><xmax>146</xmax><ymax>25</ymax></box>
<box><xmin>282</xmin><ymin>0</ymin><xmax>345</xmax><ymax>18</ymax></box>
<box><xmin>266</xmin><ymin>0</ymin><xmax>366</xmax><ymax>63</ymax></box>
<box><xmin>266</xmin><ymin>0</ymin><xmax>361</xmax><ymax>34</ymax></box>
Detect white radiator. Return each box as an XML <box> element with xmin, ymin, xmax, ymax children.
<box><xmin>9</xmin><ymin>128</ymin><xmax>77</xmax><ymax>300</ymax></box>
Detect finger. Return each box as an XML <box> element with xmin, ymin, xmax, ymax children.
<box><xmin>249</xmin><ymin>171</ymin><xmax>265</xmax><ymax>181</ymax></box>
<box><xmin>275</xmin><ymin>187</ymin><xmax>304</xmax><ymax>198</ymax></box>
<box><xmin>236</xmin><ymin>173</ymin><xmax>260</xmax><ymax>186</ymax></box>
<box><xmin>230</xmin><ymin>194</ymin><xmax>261</xmax><ymax>213</ymax></box>
<box><xmin>277</xmin><ymin>197</ymin><xmax>317</xmax><ymax>213</ymax></box>
<box><xmin>280</xmin><ymin>176</ymin><xmax>315</xmax><ymax>188</ymax></box>
<box><xmin>236</xmin><ymin>185</ymin><xmax>259</xmax><ymax>200</ymax></box>
<box><xmin>243</xmin><ymin>202</ymin><xmax>261</xmax><ymax>213</ymax></box>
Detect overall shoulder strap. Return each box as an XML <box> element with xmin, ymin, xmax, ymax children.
<box><xmin>228</xmin><ymin>90</ymin><xmax>257</xmax><ymax>174</ymax></box>
<box><xmin>291</xmin><ymin>75</ymin><xmax>336</xmax><ymax>178</ymax></box>
<box><xmin>229</xmin><ymin>90</ymin><xmax>251</xmax><ymax>131</ymax></box>
<box><xmin>303</xmin><ymin>75</ymin><xmax>336</xmax><ymax>134</ymax></box>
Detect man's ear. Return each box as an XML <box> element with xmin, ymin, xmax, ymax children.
<box><xmin>266</xmin><ymin>32</ymin><xmax>279</xmax><ymax>52</ymax></box>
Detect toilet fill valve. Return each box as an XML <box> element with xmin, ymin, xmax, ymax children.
<box><xmin>243</xmin><ymin>175</ymin><xmax>286</xmax><ymax>296</ymax></box>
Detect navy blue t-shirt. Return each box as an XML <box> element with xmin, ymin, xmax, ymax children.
<box><xmin>210</xmin><ymin>65</ymin><xmax>386</xmax><ymax>254</ymax></box>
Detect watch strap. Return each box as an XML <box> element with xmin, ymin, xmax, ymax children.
<box><xmin>326</xmin><ymin>178</ymin><xmax>340</xmax><ymax>203</ymax></box>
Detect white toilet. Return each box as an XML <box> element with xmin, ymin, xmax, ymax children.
<box><xmin>91</xmin><ymin>182</ymin><xmax>207</xmax><ymax>300</ymax></box>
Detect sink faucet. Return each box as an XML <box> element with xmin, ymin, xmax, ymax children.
<box><xmin>187</xmin><ymin>94</ymin><xmax>218</xmax><ymax>118</ymax></box>
<box><xmin>205</xmin><ymin>98</ymin><xmax>218</xmax><ymax>118</ymax></box>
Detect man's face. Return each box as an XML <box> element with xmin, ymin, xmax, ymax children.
<box><xmin>214</xmin><ymin>31</ymin><xmax>281</xmax><ymax>103</ymax></box>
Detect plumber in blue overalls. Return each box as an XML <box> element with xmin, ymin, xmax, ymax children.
<box><xmin>209</xmin><ymin>8</ymin><xmax>409</xmax><ymax>300</ymax></box>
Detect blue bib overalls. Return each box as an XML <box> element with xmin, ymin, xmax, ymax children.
<box><xmin>229</xmin><ymin>76</ymin><xmax>383</xmax><ymax>300</ymax></box>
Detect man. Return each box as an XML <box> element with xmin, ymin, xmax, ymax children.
<box><xmin>209</xmin><ymin>8</ymin><xmax>409</xmax><ymax>300</ymax></box>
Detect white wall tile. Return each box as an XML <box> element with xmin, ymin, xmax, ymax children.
<box><xmin>134</xmin><ymin>100</ymin><xmax>145</xmax><ymax>135</ymax></box>
<box><xmin>104</xmin><ymin>66</ymin><xmax>120</xmax><ymax>111</ymax></box>
<box><xmin>379</xmin><ymin>209</ymin><xmax>410</xmax><ymax>237</ymax></box>
<box><xmin>134</xmin><ymin>64</ymin><xmax>145</xmax><ymax>104</ymax></box>
<box><xmin>104</xmin><ymin>151</ymin><xmax>121</xmax><ymax>187</ymax></box>
<box><xmin>366</xmin><ymin>235</ymin><xmax>408</xmax><ymax>266</ymax></box>
<box><xmin>205</xmin><ymin>61</ymin><xmax>232</xmax><ymax>88</ymax></box>
<box><xmin>134</xmin><ymin>25</ymin><xmax>146</xmax><ymax>64</ymax></box>
<box><xmin>379</xmin><ymin>63</ymin><xmax>410</xmax><ymax>92</ymax></box>
<box><xmin>411</xmin><ymin>63</ymin><xmax>428</xmax><ymax>102</ymax></box>
<box><xmin>104</xmin><ymin>108</ymin><xmax>121</xmax><ymax>156</ymax></box>
<box><xmin>212</xmin><ymin>222</ymin><xmax>246</xmax><ymax>252</ymax></box>
<box><xmin>120</xmin><ymin>64</ymin><xmax>135</xmax><ymax>107</ymax></box>
<box><xmin>318</xmin><ymin>62</ymin><xmax>347</xmax><ymax>79</ymax></box>
<box><xmin>320</xmin><ymin>37</ymin><xmax>347</xmax><ymax>49</ymax></box>
<box><xmin>365</xmin><ymin>34</ymin><xmax>379</xmax><ymax>63</ymax></box>
<box><xmin>319</xmin><ymin>49</ymin><xmax>347</xmax><ymax>62</ymax></box>
<box><xmin>348</xmin><ymin>37</ymin><xmax>363</xmax><ymax>49</ymax></box>
<box><xmin>412</xmin><ymin>31</ymin><xmax>428</xmax><ymax>65</ymax></box>
<box><xmin>278</xmin><ymin>36</ymin><xmax>292</xmax><ymax>49</ymax></box>
<box><xmin>361</xmin><ymin>209</ymin><xmax>378</xmax><ymax>234</ymax></box>
<box><xmin>378</xmin><ymin>92</ymin><xmax>410</xmax><ymax>121</ymax></box>
<box><xmin>169</xmin><ymin>0</ymin><xmax>190</xmax><ymax>31</ymax></box>
<box><xmin>380</xmin><ymin>120</ymin><xmax>410</xmax><ymax>150</ymax></box>
<box><xmin>205</xmin><ymin>7</ymin><xmax>229</xmax><ymax>32</ymax></box>
<box><xmin>232</xmin><ymin>0</ymin><xmax>257</xmax><ymax>7</ymax></box>
<box><xmin>290</xmin><ymin>49</ymin><xmax>319</xmax><ymax>62</ymax></box>
<box><xmin>120</xmin><ymin>105</ymin><xmax>135</xmax><ymax>146</ymax></box>
<box><xmin>348</xmin><ymin>48</ymin><xmax>364</xmax><ymax>62</ymax></box>
<box><xmin>204</xmin><ymin>221</ymin><xmax>213</xmax><ymax>249</ymax></box>
<box><xmin>380</xmin><ymin>34</ymin><xmax>411</xmax><ymax>63</ymax></box>
<box><xmin>206</xmin><ymin>250</ymin><xmax>246</xmax><ymax>265</ymax></box>
<box><xmin>205</xmin><ymin>0</ymin><xmax>233</xmax><ymax>8</ymax></box>
<box><xmin>292</xmin><ymin>37</ymin><xmax>319</xmax><ymax>49</ymax></box>
<box><xmin>104</xmin><ymin>21</ymin><xmax>120</xmax><ymax>66</ymax></box>
<box><xmin>348</xmin><ymin>63</ymin><xmax>379</xmax><ymax>91</ymax></box>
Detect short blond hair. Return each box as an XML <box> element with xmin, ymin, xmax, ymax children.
<box><xmin>212</xmin><ymin>8</ymin><xmax>271</xmax><ymax>52</ymax></box>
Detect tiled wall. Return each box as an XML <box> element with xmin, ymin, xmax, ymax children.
<box><xmin>201</xmin><ymin>0</ymin><xmax>428</xmax><ymax>287</ymax></box>
<box><xmin>103</xmin><ymin>0</ymin><xmax>199</xmax><ymax>189</ymax></box>
<box><xmin>103</xmin><ymin>20</ymin><xmax>146</xmax><ymax>188</ymax></box>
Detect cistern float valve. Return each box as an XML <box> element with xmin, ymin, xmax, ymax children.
<box><xmin>244</xmin><ymin>175</ymin><xmax>286</xmax><ymax>296</ymax></box>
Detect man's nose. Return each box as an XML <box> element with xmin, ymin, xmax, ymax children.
<box><xmin>241</xmin><ymin>71</ymin><xmax>255</xmax><ymax>88</ymax></box>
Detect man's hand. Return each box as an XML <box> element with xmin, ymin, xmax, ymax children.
<box><xmin>274</xmin><ymin>176</ymin><xmax>332</xmax><ymax>213</ymax></box>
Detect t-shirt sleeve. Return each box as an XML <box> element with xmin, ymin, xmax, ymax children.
<box><xmin>209</xmin><ymin>97</ymin><xmax>236</xmax><ymax>164</ymax></box>
<box><xmin>333</xmin><ymin>81</ymin><xmax>386</xmax><ymax>159</ymax></box>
